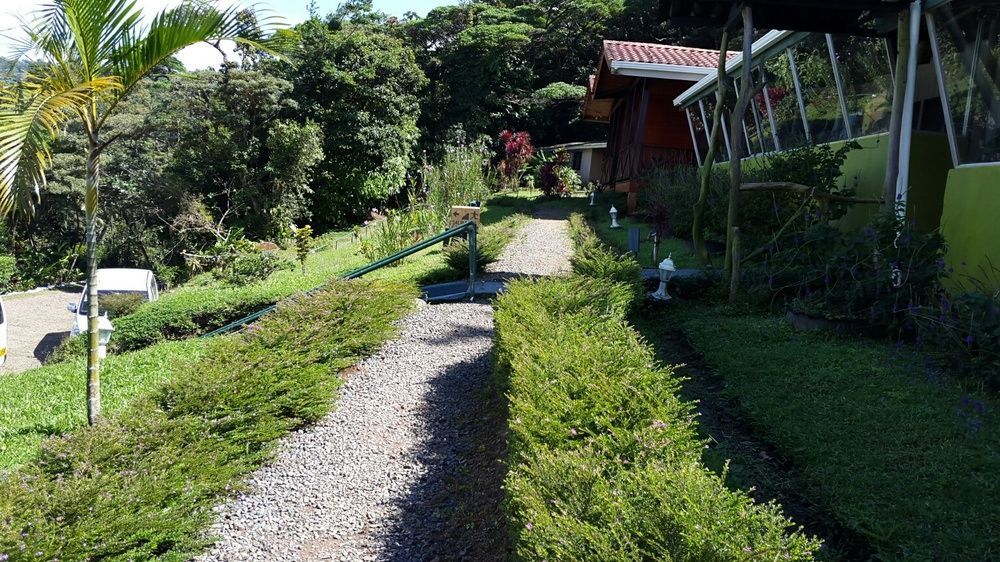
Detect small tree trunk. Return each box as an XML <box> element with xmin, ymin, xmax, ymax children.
<box><xmin>884</xmin><ymin>11</ymin><xmax>908</xmax><ymax>207</ymax></box>
<box><xmin>85</xmin><ymin>136</ymin><xmax>102</xmax><ymax>426</ymax></box>
<box><xmin>725</xmin><ymin>5</ymin><xmax>754</xmax><ymax>298</ymax></box>
<box><xmin>692</xmin><ymin>30</ymin><xmax>731</xmax><ymax>266</ymax></box>
<box><xmin>729</xmin><ymin>226</ymin><xmax>741</xmax><ymax>302</ymax></box>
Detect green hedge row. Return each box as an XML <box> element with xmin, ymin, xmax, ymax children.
<box><xmin>495</xmin><ymin>277</ymin><xmax>821</xmax><ymax>560</ymax></box>
<box><xmin>492</xmin><ymin>217</ymin><xmax>820</xmax><ymax>560</ymax></box>
<box><xmin>567</xmin><ymin>213</ymin><xmax>642</xmax><ymax>299</ymax></box>
<box><xmin>0</xmin><ymin>279</ymin><xmax>417</xmax><ymax>560</ymax></box>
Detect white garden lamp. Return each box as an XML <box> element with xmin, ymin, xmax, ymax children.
<box><xmin>589</xmin><ymin>190</ymin><xmax>596</xmax><ymax>206</ymax></box>
<box><xmin>97</xmin><ymin>315</ymin><xmax>115</xmax><ymax>359</ymax></box>
<box><xmin>650</xmin><ymin>254</ymin><xmax>676</xmax><ymax>301</ymax></box>
<box><xmin>609</xmin><ymin>205</ymin><xmax>621</xmax><ymax>229</ymax></box>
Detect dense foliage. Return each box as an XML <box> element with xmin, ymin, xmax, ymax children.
<box><xmin>0</xmin><ymin>279</ymin><xmax>416</xmax><ymax>560</ymax></box>
<box><xmin>1</xmin><ymin>0</ymin><xmax>717</xmax><ymax>289</ymax></box>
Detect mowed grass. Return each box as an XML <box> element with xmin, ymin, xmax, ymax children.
<box><xmin>580</xmin><ymin>190</ymin><xmax>697</xmax><ymax>269</ymax></box>
<box><xmin>658</xmin><ymin>304</ymin><xmax>999</xmax><ymax>560</ymax></box>
<box><xmin>1</xmin><ymin>203</ymin><xmax>529</xmax><ymax>472</ymax></box>
<box><xmin>0</xmin><ymin>339</ymin><xmax>207</xmax><ymax>472</ymax></box>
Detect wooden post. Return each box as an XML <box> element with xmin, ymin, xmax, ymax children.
<box><xmin>725</xmin><ymin>5</ymin><xmax>754</xmax><ymax>282</ymax></box>
<box><xmin>692</xmin><ymin>30</ymin><xmax>731</xmax><ymax>267</ymax></box>
<box><xmin>729</xmin><ymin>227</ymin><xmax>741</xmax><ymax>303</ymax></box>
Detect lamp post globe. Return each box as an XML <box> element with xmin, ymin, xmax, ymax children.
<box><xmin>97</xmin><ymin>315</ymin><xmax>115</xmax><ymax>359</ymax></box>
<box><xmin>609</xmin><ymin>205</ymin><xmax>621</xmax><ymax>229</ymax></box>
<box><xmin>650</xmin><ymin>254</ymin><xmax>676</xmax><ymax>301</ymax></box>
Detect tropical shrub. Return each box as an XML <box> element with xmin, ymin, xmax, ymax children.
<box><xmin>498</xmin><ymin>130</ymin><xmax>534</xmax><ymax>190</ymax></box>
<box><xmin>494</xmin><ymin>277</ymin><xmax>821</xmax><ymax>560</ymax></box>
<box><xmin>0</xmin><ymin>255</ymin><xmax>15</xmax><ymax>291</ymax></box>
<box><xmin>640</xmin><ymin>142</ymin><xmax>860</xmax><ymax>246</ymax></box>
<box><xmin>744</xmin><ymin>206</ymin><xmax>946</xmax><ymax>331</ymax></box>
<box><xmin>100</xmin><ymin>293</ymin><xmax>146</xmax><ymax>319</ymax></box>
<box><xmin>910</xmin><ymin>268</ymin><xmax>1000</xmax><ymax>389</ymax></box>
<box><xmin>424</xmin><ymin>145</ymin><xmax>494</xmax><ymax>222</ymax></box>
<box><xmin>358</xmin><ymin>208</ymin><xmax>442</xmax><ymax>262</ymax></box>
<box><xmin>0</xmin><ymin>279</ymin><xmax>416</xmax><ymax>560</ymax></box>
<box><xmin>536</xmin><ymin>148</ymin><xmax>581</xmax><ymax>197</ymax></box>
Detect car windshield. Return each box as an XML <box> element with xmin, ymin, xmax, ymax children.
<box><xmin>79</xmin><ymin>290</ymin><xmax>148</xmax><ymax>316</ymax></box>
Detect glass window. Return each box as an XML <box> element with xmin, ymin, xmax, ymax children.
<box><xmin>933</xmin><ymin>5</ymin><xmax>1000</xmax><ymax>164</ymax></box>
<box><xmin>762</xmin><ymin>52</ymin><xmax>811</xmax><ymax>149</ymax></box>
<box><xmin>571</xmin><ymin>151</ymin><xmax>582</xmax><ymax>170</ymax></box>
<box><xmin>788</xmin><ymin>35</ymin><xmax>851</xmax><ymax>144</ymax></box>
<box><xmin>686</xmin><ymin>107</ymin><xmax>709</xmax><ymax>164</ymax></box>
<box><xmin>700</xmin><ymin>96</ymin><xmax>731</xmax><ymax>162</ymax></box>
<box><xmin>829</xmin><ymin>35</ymin><xmax>894</xmax><ymax>138</ymax></box>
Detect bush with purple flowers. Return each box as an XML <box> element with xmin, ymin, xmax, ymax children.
<box><xmin>744</xmin><ymin>204</ymin><xmax>946</xmax><ymax>332</ymax></box>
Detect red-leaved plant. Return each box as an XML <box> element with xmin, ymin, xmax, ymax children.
<box><xmin>498</xmin><ymin>130</ymin><xmax>534</xmax><ymax>190</ymax></box>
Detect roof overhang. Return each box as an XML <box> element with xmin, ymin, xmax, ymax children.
<box><xmin>609</xmin><ymin>60</ymin><xmax>714</xmax><ymax>82</ymax></box>
<box><xmin>659</xmin><ymin>0</ymin><xmax>912</xmax><ymax>35</ymax></box>
<box><xmin>673</xmin><ymin>29</ymin><xmax>802</xmax><ymax>107</ymax></box>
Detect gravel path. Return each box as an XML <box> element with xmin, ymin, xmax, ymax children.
<box><xmin>200</xmin><ymin>212</ymin><xmax>573</xmax><ymax>561</ymax></box>
<box><xmin>483</xmin><ymin>206</ymin><xmax>572</xmax><ymax>281</ymax></box>
<box><xmin>1</xmin><ymin>287</ymin><xmax>78</xmax><ymax>374</ymax></box>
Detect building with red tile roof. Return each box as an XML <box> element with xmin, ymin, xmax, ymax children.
<box><xmin>583</xmin><ymin>40</ymin><xmax>737</xmax><ymax>210</ymax></box>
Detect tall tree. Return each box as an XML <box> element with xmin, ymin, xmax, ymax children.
<box><xmin>271</xmin><ymin>15</ymin><xmax>426</xmax><ymax>228</ymax></box>
<box><xmin>0</xmin><ymin>0</ymin><xmax>269</xmax><ymax>425</ymax></box>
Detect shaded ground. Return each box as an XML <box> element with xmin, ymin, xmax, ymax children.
<box><xmin>633</xmin><ymin>304</ymin><xmax>873</xmax><ymax>561</ymax></box>
<box><xmin>2</xmin><ymin>287</ymin><xmax>77</xmax><ymax>374</ymax></box>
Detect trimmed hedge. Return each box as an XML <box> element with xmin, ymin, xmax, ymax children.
<box><xmin>567</xmin><ymin>213</ymin><xmax>642</xmax><ymax>298</ymax></box>
<box><xmin>495</xmin><ymin>277</ymin><xmax>821</xmax><ymax>560</ymax></box>
<box><xmin>494</xmin><ymin>219</ymin><xmax>820</xmax><ymax>560</ymax></box>
<box><xmin>0</xmin><ymin>279</ymin><xmax>416</xmax><ymax>560</ymax></box>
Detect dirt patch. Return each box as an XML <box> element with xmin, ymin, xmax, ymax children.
<box><xmin>2</xmin><ymin>287</ymin><xmax>79</xmax><ymax>374</ymax></box>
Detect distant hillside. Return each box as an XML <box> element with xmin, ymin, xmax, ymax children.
<box><xmin>0</xmin><ymin>57</ymin><xmax>30</xmax><ymax>82</ymax></box>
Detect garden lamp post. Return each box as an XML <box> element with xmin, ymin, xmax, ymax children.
<box><xmin>589</xmin><ymin>190</ymin><xmax>596</xmax><ymax>206</ymax></box>
<box><xmin>610</xmin><ymin>205</ymin><xmax>621</xmax><ymax>229</ymax></box>
<box><xmin>97</xmin><ymin>316</ymin><xmax>115</xmax><ymax>359</ymax></box>
<box><xmin>650</xmin><ymin>254</ymin><xmax>676</xmax><ymax>301</ymax></box>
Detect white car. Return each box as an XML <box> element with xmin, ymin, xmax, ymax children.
<box><xmin>68</xmin><ymin>268</ymin><xmax>160</xmax><ymax>335</ymax></box>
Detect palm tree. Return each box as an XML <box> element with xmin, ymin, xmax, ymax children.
<box><xmin>0</xmin><ymin>0</ymin><xmax>272</xmax><ymax>425</ymax></box>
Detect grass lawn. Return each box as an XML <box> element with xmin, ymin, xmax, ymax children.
<box><xmin>0</xmin><ymin>339</ymin><xmax>207</xmax><ymax>472</ymax></box>
<box><xmin>639</xmin><ymin>302</ymin><xmax>999</xmax><ymax>560</ymax></box>
<box><xmin>581</xmin><ymin>190</ymin><xmax>697</xmax><ymax>269</ymax></box>
<box><xmin>0</xmin><ymin>280</ymin><xmax>417</xmax><ymax>559</ymax></box>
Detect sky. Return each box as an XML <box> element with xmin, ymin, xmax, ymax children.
<box><xmin>0</xmin><ymin>0</ymin><xmax>455</xmax><ymax>70</ymax></box>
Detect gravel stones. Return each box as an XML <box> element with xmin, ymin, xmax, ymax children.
<box><xmin>199</xmin><ymin>214</ymin><xmax>573</xmax><ymax>561</ymax></box>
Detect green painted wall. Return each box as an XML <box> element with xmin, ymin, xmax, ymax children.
<box><xmin>940</xmin><ymin>165</ymin><xmax>1000</xmax><ymax>290</ymax></box>
<box><xmin>833</xmin><ymin>135</ymin><xmax>888</xmax><ymax>231</ymax></box>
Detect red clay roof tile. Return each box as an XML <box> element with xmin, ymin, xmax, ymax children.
<box><xmin>603</xmin><ymin>40</ymin><xmax>738</xmax><ymax>68</ymax></box>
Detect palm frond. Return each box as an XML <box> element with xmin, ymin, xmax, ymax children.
<box><xmin>0</xmin><ymin>78</ymin><xmax>119</xmax><ymax>216</ymax></box>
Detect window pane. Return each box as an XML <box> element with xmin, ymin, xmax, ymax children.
<box><xmin>701</xmin><ymin>96</ymin><xmax>731</xmax><ymax>162</ymax></box>
<box><xmin>829</xmin><ymin>35</ymin><xmax>894</xmax><ymax>137</ymax></box>
<box><xmin>762</xmin><ymin>52</ymin><xmax>810</xmax><ymax>149</ymax></box>
<box><xmin>934</xmin><ymin>6</ymin><xmax>1000</xmax><ymax>164</ymax></box>
<box><xmin>687</xmin><ymin>107</ymin><xmax>710</xmax><ymax>163</ymax></box>
<box><xmin>789</xmin><ymin>34</ymin><xmax>850</xmax><ymax>144</ymax></box>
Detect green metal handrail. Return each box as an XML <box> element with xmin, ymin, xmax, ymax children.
<box><xmin>199</xmin><ymin>221</ymin><xmax>478</xmax><ymax>339</ymax></box>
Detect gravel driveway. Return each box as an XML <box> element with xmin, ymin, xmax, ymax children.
<box><xmin>200</xmin><ymin>213</ymin><xmax>573</xmax><ymax>561</ymax></box>
<box><xmin>1</xmin><ymin>287</ymin><xmax>78</xmax><ymax>374</ymax></box>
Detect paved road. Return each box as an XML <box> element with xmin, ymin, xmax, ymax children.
<box><xmin>2</xmin><ymin>287</ymin><xmax>78</xmax><ymax>374</ymax></box>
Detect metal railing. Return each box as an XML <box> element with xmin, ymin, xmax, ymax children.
<box><xmin>200</xmin><ymin>221</ymin><xmax>478</xmax><ymax>339</ymax></box>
